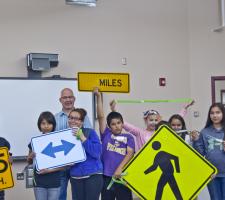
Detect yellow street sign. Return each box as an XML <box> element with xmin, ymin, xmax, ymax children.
<box><xmin>77</xmin><ymin>72</ymin><xmax>130</xmax><ymax>93</ymax></box>
<box><xmin>122</xmin><ymin>125</ymin><xmax>217</xmax><ymax>200</ymax></box>
<box><xmin>0</xmin><ymin>147</ymin><xmax>14</xmax><ymax>190</ymax></box>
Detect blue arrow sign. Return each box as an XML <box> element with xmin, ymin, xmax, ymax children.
<box><xmin>41</xmin><ymin>140</ymin><xmax>75</xmax><ymax>158</ymax></box>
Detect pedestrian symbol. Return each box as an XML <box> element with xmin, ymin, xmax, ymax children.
<box><xmin>144</xmin><ymin>141</ymin><xmax>183</xmax><ymax>200</ymax></box>
<box><xmin>122</xmin><ymin>125</ymin><xmax>217</xmax><ymax>200</ymax></box>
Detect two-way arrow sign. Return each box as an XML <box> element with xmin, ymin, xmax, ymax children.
<box><xmin>31</xmin><ymin>128</ymin><xmax>86</xmax><ymax>171</ymax></box>
<box><xmin>41</xmin><ymin>140</ymin><xmax>75</xmax><ymax>158</ymax></box>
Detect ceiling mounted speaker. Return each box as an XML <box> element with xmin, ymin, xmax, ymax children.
<box><xmin>66</xmin><ymin>0</ymin><xmax>97</xmax><ymax>7</ymax></box>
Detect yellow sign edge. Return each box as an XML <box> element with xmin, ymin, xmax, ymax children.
<box><xmin>0</xmin><ymin>147</ymin><xmax>14</xmax><ymax>189</ymax></box>
<box><xmin>122</xmin><ymin>125</ymin><xmax>218</xmax><ymax>200</ymax></box>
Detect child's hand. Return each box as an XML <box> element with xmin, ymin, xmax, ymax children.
<box><xmin>38</xmin><ymin>169</ymin><xmax>49</xmax><ymax>174</ymax></box>
<box><xmin>9</xmin><ymin>156</ymin><xmax>13</xmax><ymax>164</ymax></box>
<box><xmin>211</xmin><ymin>174</ymin><xmax>216</xmax><ymax>180</ymax></box>
<box><xmin>73</xmin><ymin>128</ymin><xmax>86</xmax><ymax>142</ymax></box>
<box><xmin>110</xmin><ymin>100</ymin><xmax>117</xmax><ymax>112</ymax></box>
<box><xmin>28</xmin><ymin>152</ymin><xmax>36</xmax><ymax>160</ymax></box>
<box><xmin>190</xmin><ymin>130</ymin><xmax>200</xmax><ymax>141</ymax></box>
<box><xmin>72</xmin><ymin>127</ymin><xmax>79</xmax><ymax>135</ymax></box>
<box><xmin>223</xmin><ymin>141</ymin><xmax>225</xmax><ymax>151</ymax></box>
<box><xmin>93</xmin><ymin>87</ymin><xmax>101</xmax><ymax>97</ymax></box>
<box><xmin>185</xmin><ymin>100</ymin><xmax>195</xmax><ymax>109</ymax></box>
<box><xmin>113</xmin><ymin>167</ymin><xmax>123</xmax><ymax>179</ymax></box>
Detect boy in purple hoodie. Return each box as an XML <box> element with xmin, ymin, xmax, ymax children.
<box><xmin>94</xmin><ymin>88</ymin><xmax>135</xmax><ymax>200</ymax></box>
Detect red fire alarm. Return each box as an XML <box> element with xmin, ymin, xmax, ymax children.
<box><xmin>159</xmin><ymin>78</ymin><xmax>166</xmax><ymax>86</ymax></box>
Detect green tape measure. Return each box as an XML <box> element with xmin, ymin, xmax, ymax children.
<box><xmin>115</xmin><ymin>98</ymin><xmax>192</xmax><ymax>104</ymax></box>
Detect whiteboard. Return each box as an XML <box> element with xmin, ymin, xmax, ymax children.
<box><xmin>0</xmin><ymin>78</ymin><xmax>94</xmax><ymax>158</ymax></box>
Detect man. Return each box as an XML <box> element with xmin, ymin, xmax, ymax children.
<box><xmin>55</xmin><ymin>88</ymin><xmax>92</xmax><ymax>200</ymax></box>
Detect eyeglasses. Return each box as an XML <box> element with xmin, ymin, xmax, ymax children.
<box><xmin>61</xmin><ymin>96</ymin><xmax>74</xmax><ymax>100</ymax></box>
<box><xmin>143</xmin><ymin>110</ymin><xmax>159</xmax><ymax>118</ymax></box>
<box><xmin>68</xmin><ymin>116</ymin><xmax>81</xmax><ymax>121</ymax></box>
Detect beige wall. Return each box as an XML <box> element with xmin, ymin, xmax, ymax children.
<box><xmin>188</xmin><ymin>0</ymin><xmax>225</xmax><ymax>130</ymax></box>
<box><xmin>0</xmin><ymin>0</ymin><xmax>224</xmax><ymax>199</ymax></box>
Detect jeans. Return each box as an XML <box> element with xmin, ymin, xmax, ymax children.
<box><xmin>59</xmin><ymin>169</ymin><xmax>71</xmax><ymax>200</ymax></box>
<box><xmin>34</xmin><ymin>187</ymin><xmax>60</xmax><ymax>200</ymax></box>
<box><xmin>70</xmin><ymin>174</ymin><xmax>103</xmax><ymax>200</ymax></box>
<box><xmin>207</xmin><ymin>177</ymin><xmax>225</xmax><ymax>200</ymax></box>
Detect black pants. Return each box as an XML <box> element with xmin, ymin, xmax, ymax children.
<box><xmin>101</xmin><ymin>175</ymin><xmax>132</xmax><ymax>200</ymax></box>
<box><xmin>70</xmin><ymin>174</ymin><xmax>103</xmax><ymax>200</ymax></box>
<box><xmin>0</xmin><ymin>191</ymin><xmax>4</xmax><ymax>200</ymax></box>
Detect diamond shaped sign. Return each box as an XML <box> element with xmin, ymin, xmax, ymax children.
<box><xmin>122</xmin><ymin>125</ymin><xmax>217</xmax><ymax>200</ymax></box>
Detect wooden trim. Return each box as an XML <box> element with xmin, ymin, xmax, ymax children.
<box><xmin>211</xmin><ymin>76</ymin><xmax>225</xmax><ymax>104</ymax></box>
<box><xmin>221</xmin><ymin>89</ymin><xmax>225</xmax><ymax>105</ymax></box>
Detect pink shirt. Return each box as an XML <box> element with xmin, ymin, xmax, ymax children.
<box><xmin>123</xmin><ymin>107</ymin><xmax>188</xmax><ymax>152</ymax></box>
<box><xmin>179</xmin><ymin>107</ymin><xmax>187</xmax><ymax>118</ymax></box>
<box><xmin>123</xmin><ymin>121</ymin><xmax>154</xmax><ymax>152</ymax></box>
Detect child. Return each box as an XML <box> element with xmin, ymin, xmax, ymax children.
<box><xmin>155</xmin><ymin>120</ymin><xmax>171</xmax><ymax>131</ymax></box>
<box><xmin>0</xmin><ymin>137</ymin><xmax>12</xmax><ymax>200</ymax></box>
<box><xmin>27</xmin><ymin>111</ymin><xmax>62</xmax><ymax>200</ymax></box>
<box><xmin>192</xmin><ymin>103</ymin><xmax>225</xmax><ymax>200</ymax></box>
<box><xmin>94</xmin><ymin>88</ymin><xmax>135</xmax><ymax>200</ymax></box>
<box><xmin>68</xmin><ymin>108</ymin><xmax>103</xmax><ymax>200</ymax></box>
<box><xmin>110</xmin><ymin>100</ymin><xmax>194</xmax><ymax>151</ymax></box>
<box><xmin>110</xmin><ymin>100</ymin><xmax>161</xmax><ymax>151</ymax></box>
<box><xmin>168</xmin><ymin>114</ymin><xmax>191</xmax><ymax>144</ymax></box>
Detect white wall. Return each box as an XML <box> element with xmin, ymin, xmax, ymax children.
<box><xmin>1</xmin><ymin>0</ymin><xmax>224</xmax><ymax>199</ymax></box>
<box><xmin>188</xmin><ymin>0</ymin><xmax>225</xmax><ymax>130</ymax></box>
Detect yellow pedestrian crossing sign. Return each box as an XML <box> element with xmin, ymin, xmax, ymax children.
<box><xmin>122</xmin><ymin>125</ymin><xmax>217</xmax><ymax>200</ymax></box>
<box><xmin>0</xmin><ymin>147</ymin><xmax>14</xmax><ymax>190</ymax></box>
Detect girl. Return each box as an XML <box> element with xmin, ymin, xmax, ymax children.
<box><xmin>69</xmin><ymin>108</ymin><xmax>103</xmax><ymax>200</ymax></box>
<box><xmin>192</xmin><ymin>103</ymin><xmax>225</xmax><ymax>200</ymax></box>
<box><xmin>94</xmin><ymin>88</ymin><xmax>135</xmax><ymax>200</ymax></box>
<box><xmin>110</xmin><ymin>100</ymin><xmax>194</xmax><ymax>151</ymax></box>
<box><xmin>169</xmin><ymin>114</ymin><xmax>191</xmax><ymax>144</ymax></box>
<box><xmin>27</xmin><ymin>111</ymin><xmax>61</xmax><ymax>200</ymax></box>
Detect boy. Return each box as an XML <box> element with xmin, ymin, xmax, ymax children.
<box><xmin>94</xmin><ymin>88</ymin><xmax>135</xmax><ymax>200</ymax></box>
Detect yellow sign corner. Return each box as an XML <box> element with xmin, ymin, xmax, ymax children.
<box><xmin>77</xmin><ymin>72</ymin><xmax>130</xmax><ymax>93</ymax></box>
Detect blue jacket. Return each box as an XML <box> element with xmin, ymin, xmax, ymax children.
<box><xmin>70</xmin><ymin>128</ymin><xmax>103</xmax><ymax>177</ymax></box>
<box><xmin>193</xmin><ymin>125</ymin><xmax>225</xmax><ymax>177</ymax></box>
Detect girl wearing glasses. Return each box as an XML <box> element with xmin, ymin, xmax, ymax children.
<box><xmin>68</xmin><ymin>108</ymin><xmax>103</xmax><ymax>200</ymax></box>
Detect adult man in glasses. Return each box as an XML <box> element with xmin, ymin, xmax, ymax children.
<box><xmin>55</xmin><ymin>88</ymin><xmax>92</xmax><ymax>200</ymax></box>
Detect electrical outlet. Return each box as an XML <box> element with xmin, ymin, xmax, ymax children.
<box><xmin>194</xmin><ymin>111</ymin><xmax>200</xmax><ymax>118</ymax></box>
<box><xmin>122</xmin><ymin>57</ymin><xmax>127</xmax><ymax>65</ymax></box>
<box><xmin>17</xmin><ymin>172</ymin><xmax>24</xmax><ymax>180</ymax></box>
